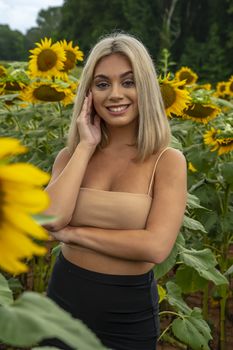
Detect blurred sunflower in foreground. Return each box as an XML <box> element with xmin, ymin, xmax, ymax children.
<box><xmin>159</xmin><ymin>74</ymin><xmax>191</xmax><ymax>117</ymax></box>
<box><xmin>0</xmin><ymin>138</ymin><xmax>50</xmax><ymax>274</ymax></box>
<box><xmin>203</xmin><ymin>127</ymin><xmax>233</xmax><ymax>155</ymax></box>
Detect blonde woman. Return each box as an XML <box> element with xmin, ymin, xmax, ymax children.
<box><xmin>42</xmin><ymin>32</ymin><xmax>187</xmax><ymax>350</ymax></box>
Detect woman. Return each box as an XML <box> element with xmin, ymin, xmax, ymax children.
<box><xmin>42</xmin><ymin>32</ymin><xmax>187</xmax><ymax>350</ymax></box>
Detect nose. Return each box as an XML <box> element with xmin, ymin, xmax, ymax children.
<box><xmin>108</xmin><ymin>83</ymin><xmax>124</xmax><ymax>101</ymax></box>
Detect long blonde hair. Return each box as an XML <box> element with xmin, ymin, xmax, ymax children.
<box><xmin>67</xmin><ymin>32</ymin><xmax>171</xmax><ymax>162</ymax></box>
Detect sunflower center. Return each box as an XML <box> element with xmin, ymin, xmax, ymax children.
<box><xmin>160</xmin><ymin>84</ymin><xmax>176</xmax><ymax>109</ymax></box>
<box><xmin>179</xmin><ymin>72</ymin><xmax>194</xmax><ymax>85</ymax></box>
<box><xmin>5</xmin><ymin>81</ymin><xmax>22</xmax><ymax>91</ymax></box>
<box><xmin>33</xmin><ymin>85</ymin><xmax>65</xmax><ymax>102</ymax></box>
<box><xmin>185</xmin><ymin>104</ymin><xmax>215</xmax><ymax>118</ymax></box>
<box><xmin>63</xmin><ymin>51</ymin><xmax>76</xmax><ymax>71</ymax></box>
<box><xmin>219</xmin><ymin>84</ymin><xmax>226</xmax><ymax>93</ymax></box>
<box><xmin>37</xmin><ymin>49</ymin><xmax>58</xmax><ymax>71</ymax></box>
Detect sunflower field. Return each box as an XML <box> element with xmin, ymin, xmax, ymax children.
<box><xmin>0</xmin><ymin>38</ymin><xmax>233</xmax><ymax>350</ymax></box>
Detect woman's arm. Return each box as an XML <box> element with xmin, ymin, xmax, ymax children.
<box><xmin>51</xmin><ymin>148</ymin><xmax>187</xmax><ymax>264</ymax></box>
<box><xmin>43</xmin><ymin>143</ymin><xmax>95</xmax><ymax>231</ymax></box>
<box><xmin>43</xmin><ymin>93</ymin><xmax>101</xmax><ymax>231</ymax></box>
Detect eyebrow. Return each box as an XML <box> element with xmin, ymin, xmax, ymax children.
<box><xmin>94</xmin><ymin>70</ymin><xmax>133</xmax><ymax>80</ymax></box>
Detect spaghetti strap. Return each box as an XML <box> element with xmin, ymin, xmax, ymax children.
<box><xmin>148</xmin><ymin>147</ymin><xmax>172</xmax><ymax>196</ymax></box>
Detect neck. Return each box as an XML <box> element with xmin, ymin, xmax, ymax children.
<box><xmin>104</xmin><ymin>120</ymin><xmax>138</xmax><ymax>151</ymax></box>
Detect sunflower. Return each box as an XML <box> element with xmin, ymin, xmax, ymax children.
<box><xmin>20</xmin><ymin>81</ymin><xmax>75</xmax><ymax>106</ymax></box>
<box><xmin>182</xmin><ymin>102</ymin><xmax>221</xmax><ymax>124</ymax></box>
<box><xmin>203</xmin><ymin>127</ymin><xmax>221</xmax><ymax>147</ymax></box>
<box><xmin>29</xmin><ymin>37</ymin><xmax>66</xmax><ymax>78</ymax></box>
<box><xmin>0</xmin><ymin>138</ymin><xmax>50</xmax><ymax>274</ymax></box>
<box><xmin>59</xmin><ymin>40</ymin><xmax>84</xmax><ymax>79</ymax></box>
<box><xmin>203</xmin><ymin>127</ymin><xmax>233</xmax><ymax>155</ymax></box>
<box><xmin>191</xmin><ymin>83</ymin><xmax>212</xmax><ymax>91</ymax></box>
<box><xmin>215</xmin><ymin>81</ymin><xmax>228</xmax><ymax>97</ymax></box>
<box><xmin>159</xmin><ymin>74</ymin><xmax>191</xmax><ymax>117</ymax></box>
<box><xmin>0</xmin><ymin>65</ymin><xmax>7</xmax><ymax>78</ymax></box>
<box><xmin>226</xmin><ymin>76</ymin><xmax>233</xmax><ymax>97</ymax></box>
<box><xmin>188</xmin><ymin>162</ymin><xmax>198</xmax><ymax>172</ymax></box>
<box><xmin>3</xmin><ymin>80</ymin><xmax>26</xmax><ymax>91</ymax></box>
<box><xmin>215</xmin><ymin>137</ymin><xmax>233</xmax><ymax>155</ymax></box>
<box><xmin>175</xmin><ymin>67</ymin><xmax>198</xmax><ymax>86</ymax></box>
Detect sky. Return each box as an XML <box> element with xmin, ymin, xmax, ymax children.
<box><xmin>0</xmin><ymin>0</ymin><xmax>64</xmax><ymax>34</ymax></box>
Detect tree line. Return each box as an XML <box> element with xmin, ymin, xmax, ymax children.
<box><xmin>0</xmin><ymin>0</ymin><xmax>232</xmax><ymax>83</ymax></box>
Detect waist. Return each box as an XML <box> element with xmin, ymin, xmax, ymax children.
<box><xmin>59</xmin><ymin>250</ymin><xmax>155</xmax><ymax>285</ymax></box>
<box><xmin>61</xmin><ymin>243</ymin><xmax>155</xmax><ymax>276</ymax></box>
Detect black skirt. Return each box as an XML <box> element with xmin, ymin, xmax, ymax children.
<box><xmin>41</xmin><ymin>251</ymin><xmax>160</xmax><ymax>350</ymax></box>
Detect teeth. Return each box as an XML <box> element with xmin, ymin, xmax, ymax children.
<box><xmin>108</xmin><ymin>105</ymin><xmax>128</xmax><ymax>112</ymax></box>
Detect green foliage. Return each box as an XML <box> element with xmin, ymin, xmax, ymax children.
<box><xmin>166</xmin><ymin>282</ymin><xmax>212</xmax><ymax>349</ymax></box>
<box><xmin>0</xmin><ymin>25</ymin><xmax>25</xmax><ymax>61</ymax></box>
<box><xmin>0</xmin><ymin>273</ymin><xmax>107</xmax><ymax>349</ymax></box>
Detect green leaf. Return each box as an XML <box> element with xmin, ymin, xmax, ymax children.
<box><xmin>172</xmin><ymin>316</ymin><xmax>211</xmax><ymax>350</ymax></box>
<box><xmin>154</xmin><ymin>234</ymin><xmax>185</xmax><ymax>279</ymax></box>
<box><xmin>0</xmin><ymin>273</ymin><xmax>13</xmax><ymax>306</ymax></box>
<box><xmin>51</xmin><ymin>244</ymin><xmax>61</xmax><ymax>257</ymax></box>
<box><xmin>0</xmin><ymin>291</ymin><xmax>107</xmax><ymax>349</ymax></box>
<box><xmin>220</xmin><ymin>162</ymin><xmax>233</xmax><ymax>185</ymax></box>
<box><xmin>175</xmin><ymin>265</ymin><xmax>208</xmax><ymax>293</ymax></box>
<box><xmin>166</xmin><ymin>281</ymin><xmax>191</xmax><ymax>314</ymax></box>
<box><xmin>170</xmin><ymin>135</ymin><xmax>183</xmax><ymax>150</ymax></box>
<box><xmin>190</xmin><ymin>308</ymin><xmax>212</xmax><ymax>341</ymax></box>
<box><xmin>186</xmin><ymin>193</ymin><xmax>210</xmax><ymax>210</ymax></box>
<box><xmin>179</xmin><ymin>247</ymin><xmax>228</xmax><ymax>286</ymax></box>
<box><xmin>32</xmin><ymin>214</ymin><xmax>57</xmax><ymax>225</ymax></box>
<box><xmin>199</xmin><ymin>267</ymin><xmax>228</xmax><ymax>285</ymax></box>
<box><xmin>182</xmin><ymin>215</ymin><xmax>207</xmax><ymax>232</ymax></box>
<box><xmin>224</xmin><ymin>264</ymin><xmax>233</xmax><ymax>276</ymax></box>
<box><xmin>154</xmin><ymin>242</ymin><xmax>178</xmax><ymax>279</ymax></box>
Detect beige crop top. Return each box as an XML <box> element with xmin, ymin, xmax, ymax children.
<box><xmin>69</xmin><ymin>147</ymin><xmax>172</xmax><ymax>230</ymax></box>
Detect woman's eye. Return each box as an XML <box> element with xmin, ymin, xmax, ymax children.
<box><xmin>96</xmin><ymin>82</ymin><xmax>109</xmax><ymax>89</ymax></box>
<box><xmin>123</xmin><ymin>80</ymin><xmax>135</xmax><ymax>87</ymax></box>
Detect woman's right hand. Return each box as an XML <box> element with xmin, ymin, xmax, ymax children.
<box><xmin>76</xmin><ymin>91</ymin><xmax>101</xmax><ymax>149</ymax></box>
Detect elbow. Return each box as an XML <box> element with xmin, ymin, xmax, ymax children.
<box><xmin>150</xmin><ymin>245</ymin><xmax>172</xmax><ymax>265</ymax></box>
<box><xmin>42</xmin><ymin>217</ymin><xmax>72</xmax><ymax>232</ymax></box>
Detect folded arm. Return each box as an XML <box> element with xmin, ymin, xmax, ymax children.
<box><xmin>50</xmin><ymin>148</ymin><xmax>187</xmax><ymax>264</ymax></box>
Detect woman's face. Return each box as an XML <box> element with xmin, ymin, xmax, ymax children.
<box><xmin>91</xmin><ymin>53</ymin><xmax>139</xmax><ymax>127</ymax></box>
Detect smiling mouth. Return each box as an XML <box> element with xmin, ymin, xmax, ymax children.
<box><xmin>106</xmin><ymin>104</ymin><xmax>130</xmax><ymax>112</ymax></box>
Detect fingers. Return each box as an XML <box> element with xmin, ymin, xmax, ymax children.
<box><xmin>93</xmin><ymin>114</ymin><xmax>101</xmax><ymax>127</ymax></box>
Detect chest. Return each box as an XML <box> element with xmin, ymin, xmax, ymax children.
<box><xmin>80</xmin><ymin>151</ymin><xmax>156</xmax><ymax>194</ymax></box>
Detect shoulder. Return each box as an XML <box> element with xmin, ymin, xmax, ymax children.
<box><xmin>48</xmin><ymin>147</ymin><xmax>72</xmax><ymax>186</ymax></box>
<box><xmin>154</xmin><ymin>147</ymin><xmax>187</xmax><ymax>189</ymax></box>
<box><xmin>52</xmin><ymin>147</ymin><xmax>72</xmax><ymax>169</ymax></box>
<box><xmin>157</xmin><ymin>147</ymin><xmax>187</xmax><ymax>170</ymax></box>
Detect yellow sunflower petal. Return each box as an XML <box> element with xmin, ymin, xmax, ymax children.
<box><xmin>3</xmin><ymin>205</ymin><xmax>48</xmax><ymax>240</ymax></box>
<box><xmin>0</xmin><ymin>163</ymin><xmax>50</xmax><ymax>185</ymax></box>
<box><xmin>159</xmin><ymin>75</ymin><xmax>191</xmax><ymax>117</ymax></box>
<box><xmin>4</xmin><ymin>184</ymin><xmax>50</xmax><ymax>213</ymax></box>
<box><xmin>175</xmin><ymin>66</ymin><xmax>198</xmax><ymax>85</ymax></box>
<box><xmin>0</xmin><ymin>138</ymin><xmax>28</xmax><ymax>158</ymax></box>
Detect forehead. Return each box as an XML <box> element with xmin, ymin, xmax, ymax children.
<box><xmin>94</xmin><ymin>53</ymin><xmax>132</xmax><ymax>76</ymax></box>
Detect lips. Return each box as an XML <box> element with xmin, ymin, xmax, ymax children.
<box><xmin>106</xmin><ymin>104</ymin><xmax>130</xmax><ymax>112</ymax></box>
